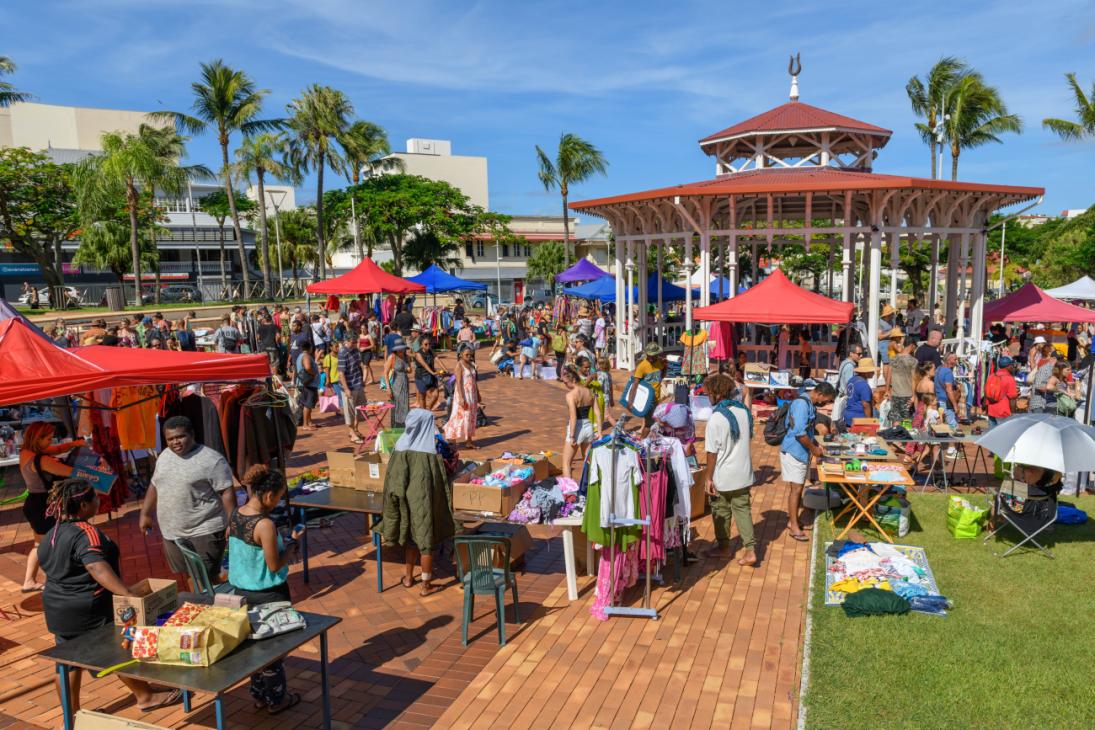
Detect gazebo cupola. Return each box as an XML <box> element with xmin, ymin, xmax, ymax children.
<box><xmin>698</xmin><ymin>68</ymin><xmax>893</xmax><ymax>176</ymax></box>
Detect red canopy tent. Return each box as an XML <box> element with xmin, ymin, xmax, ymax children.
<box><xmin>306</xmin><ymin>257</ymin><xmax>426</xmax><ymax>295</ymax></box>
<box><xmin>693</xmin><ymin>268</ymin><xmax>854</xmax><ymax>324</ymax></box>
<box><xmin>0</xmin><ymin>317</ymin><xmax>271</xmax><ymax>407</ymax></box>
<box><xmin>982</xmin><ymin>282</ymin><xmax>1095</xmax><ymax>325</ymax></box>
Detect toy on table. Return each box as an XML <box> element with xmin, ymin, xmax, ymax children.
<box><xmin>118</xmin><ymin>606</ymin><xmax>137</xmax><ymax>650</ymax></box>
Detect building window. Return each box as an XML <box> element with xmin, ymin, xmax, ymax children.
<box><xmin>524</xmin><ymin>244</ymin><xmax>531</xmax><ymax>257</ymax></box>
<box><xmin>476</xmin><ymin>241</ymin><xmax>485</xmax><ymax>257</ymax></box>
<box><xmin>465</xmin><ymin>241</ymin><xmax>473</xmax><ymax>258</ymax></box>
<box><xmin>502</xmin><ymin>243</ymin><xmax>510</xmax><ymax>258</ymax></box>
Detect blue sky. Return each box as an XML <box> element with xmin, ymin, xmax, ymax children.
<box><xmin>4</xmin><ymin>0</ymin><xmax>1094</xmax><ymax>216</ymax></box>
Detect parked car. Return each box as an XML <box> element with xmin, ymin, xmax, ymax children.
<box><xmin>141</xmin><ymin>284</ymin><xmax>202</xmax><ymax>304</ymax></box>
<box><xmin>471</xmin><ymin>293</ymin><xmax>499</xmax><ymax>309</ymax></box>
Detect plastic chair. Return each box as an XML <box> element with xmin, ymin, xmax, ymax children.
<box><xmin>174</xmin><ymin>540</ymin><xmax>234</xmax><ymax>596</ymax></box>
<box><xmin>454</xmin><ymin>536</ymin><xmax>520</xmax><ymax>646</ymax></box>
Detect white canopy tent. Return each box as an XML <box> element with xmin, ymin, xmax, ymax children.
<box><xmin>1044</xmin><ymin>275</ymin><xmax>1095</xmax><ymax>302</ymax></box>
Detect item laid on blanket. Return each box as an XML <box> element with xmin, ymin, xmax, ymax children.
<box><xmin>842</xmin><ymin>587</ymin><xmax>910</xmax><ymax>617</ymax></box>
<box><xmin>130</xmin><ymin>602</ymin><xmax>250</xmax><ymax>667</ymax></box>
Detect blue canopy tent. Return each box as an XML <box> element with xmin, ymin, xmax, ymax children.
<box><xmin>709</xmin><ymin>275</ymin><xmax>734</xmax><ymax>299</ymax></box>
<box><xmin>564</xmin><ymin>275</ymin><xmax>697</xmax><ymax>304</ymax></box>
<box><xmin>406</xmin><ymin>264</ymin><xmax>487</xmax><ymax>294</ymax></box>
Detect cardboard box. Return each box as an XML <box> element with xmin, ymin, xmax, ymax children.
<box><xmin>452</xmin><ymin>461</ymin><xmax>531</xmax><ymax>515</ymax></box>
<box><xmin>456</xmin><ymin>522</ymin><xmax>533</xmax><ymax>569</ymax></box>
<box><xmin>327</xmin><ymin>451</ymin><xmax>387</xmax><ymax>492</ymax></box>
<box><xmin>75</xmin><ymin>709</ymin><xmax>168</xmax><ymax>729</ymax></box>
<box><xmin>689</xmin><ymin>474</ymin><xmax>709</xmax><ymax>519</ymax></box>
<box><xmin>114</xmin><ymin>578</ymin><xmax>177</xmax><ymax>626</ymax></box>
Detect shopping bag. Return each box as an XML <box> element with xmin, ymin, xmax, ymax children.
<box><xmin>318</xmin><ymin>388</ymin><xmax>341</xmax><ymax>414</ymax></box>
<box><xmin>875</xmin><ymin>497</ymin><xmax>911</xmax><ymax>537</ymax></box>
<box><xmin>131</xmin><ymin>602</ymin><xmax>250</xmax><ymax>667</ymax></box>
<box><xmin>69</xmin><ymin>464</ymin><xmax>117</xmax><ymax>494</ymax></box>
<box><xmin>490</xmin><ymin>349</ymin><xmax>505</xmax><ymax>365</ymax></box>
<box><xmin>946</xmin><ymin>495</ymin><xmax>987</xmax><ymax>539</ymax></box>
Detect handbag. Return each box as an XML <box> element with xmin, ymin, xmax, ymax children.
<box><xmin>318</xmin><ymin>388</ymin><xmax>341</xmax><ymax>414</ymax></box>
<box><xmin>248</xmin><ymin>601</ymin><xmax>307</xmax><ymax>640</ymax></box>
<box><xmin>620</xmin><ymin>376</ymin><xmax>656</xmax><ymax>417</ymax></box>
<box><xmin>490</xmin><ymin>349</ymin><xmax>505</xmax><ymax>365</ymax></box>
<box><xmin>1056</xmin><ymin>393</ymin><xmax>1077</xmax><ymax>416</ymax></box>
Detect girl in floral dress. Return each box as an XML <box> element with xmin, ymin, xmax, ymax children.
<box><xmin>443</xmin><ymin>344</ymin><xmax>480</xmax><ymax>449</ymax></box>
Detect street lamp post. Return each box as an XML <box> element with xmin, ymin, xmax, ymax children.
<box><xmin>265</xmin><ymin>189</ymin><xmax>287</xmax><ymax>300</ymax></box>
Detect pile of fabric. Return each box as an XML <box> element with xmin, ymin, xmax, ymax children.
<box><xmin>827</xmin><ymin>541</ymin><xmax>952</xmax><ymax>617</ymax></box>
<box><xmin>469</xmin><ymin>465</ymin><xmax>534</xmax><ymax>487</ymax></box>
<box><xmin>507</xmin><ymin>476</ymin><xmax>583</xmax><ymax>524</ymax></box>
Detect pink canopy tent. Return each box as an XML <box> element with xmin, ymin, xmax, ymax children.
<box><xmin>982</xmin><ymin>283</ymin><xmax>1095</xmax><ymax>326</ymax></box>
<box><xmin>306</xmin><ymin>257</ymin><xmax>426</xmax><ymax>295</ymax></box>
<box><xmin>693</xmin><ymin>268</ymin><xmax>854</xmax><ymax>324</ymax></box>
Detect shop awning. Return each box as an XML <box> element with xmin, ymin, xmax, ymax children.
<box><xmin>556</xmin><ymin>258</ymin><xmax>611</xmax><ymax>283</ymax></box>
<box><xmin>0</xmin><ymin>316</ymin><xmax>272</xmax><ymax>406</ymax></box>
<box><xmin>306</xmin><ymin>258</ymin><xmax>426</xmax><ymax>295</ymax></box>
<box><xmin>406</xmin><ymin>264</ymin><xmax>488</xmax><ymax>293</ymax></box>
<box><xmin>983</xmin><ymin>282</ymin><xmax>1095</xmax><ymax>325</ymax></box>
<box><xmin>693</xmin><ymin>268</ymin><xmax>854</xmax><ymax>324</ymax></box>
<box><xmin>74</xmin><ymin>346</ymin><xmax>271</xmax><ymax>388</ymax></box>
<box><xmin>1043</xmin><ymin>275</ymin><xmax>1095</xmax><ymax>303</ymax></box>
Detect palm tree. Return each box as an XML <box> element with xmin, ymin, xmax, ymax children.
<box><xmin>0</xmin><ymin>56</ymin><xmax>31</xmax><ymax>107</ymax></box>
<box><xmin>72</xmin><ymin>131</ymin><xmax>163</xmax><ymax>304</ymax></box>
<box><xmin>339</xmin><ymin>119</ymin><xmax>402</xmax><ymax>261</ymax></box>
<box><xmin>402</xmin><ymin>229</ymin><xmax>464</xmax><ymax>273</ymax></box>
<box><xmin>535</xmin><ymin>133</ymin><xmax>608</xmax><ymax>265</ymax></box>
<box><xmin>287</xmin><ymin>85</ymin><xmax>353</xmax><ymax>279</ymax></box>
<box><xmin>526</xmin><ymin>241</ymin><xmax>567</xmax><ymax>294</ymax></box>
<box><xmin>1042</xmin><ymin>73</ymin><xmax>1095</xmax><ymax>142</ymax></box>
<box><xmin>906</xmin><ymin>57</ymin><xmax>969</xmax><ymax>179</ymax></box>
<box><xmin>73</xmin><ymin>220</ymin><xmax>159</xmax><ymax>288</ymax></box>
<box><xmin>138</xmin><ymin>123</ymin><xmax>212</xmax><ymax>303</ymax></box>
<box><xmin>943</xmin><ymin>73</ymin><xmax>1022</xmax><ymax>180</ymax></box>
<box><xmin>201</xmin><ymin>190</ymin><xmax>233</xmax><ymax>296</ymax></box>
<box><xmin>235</xmin><ymin>132</ymin><xmax>294</xmax><ymax>298</ymax></box>
<box><xmin>153</xmin><ymin>60</ymin><xmax>280</xmax><ymax>298</ymax></box>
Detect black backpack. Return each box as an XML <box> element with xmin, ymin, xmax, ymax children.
<box><xmin>763</xmin><ymin>395</ymin><xmax>811</xmax><ymax>446</ymax></box>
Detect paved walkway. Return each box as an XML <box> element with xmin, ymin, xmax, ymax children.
<box><xmin>0</xmin><ymin>367</ymin><xmax>812</xmax><ymax>729</ymax></box>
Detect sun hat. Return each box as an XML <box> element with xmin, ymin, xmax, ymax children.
<box><xmin>854</xmin><ymin>357</ymin><xmax>878</xmax><ymax>373</ymax></box>
<box><xmin>881</xmin><ymin>304</ymin><xmax>896</xmax><ymax>318</ymax></box>
<box><xmin>885</xmin><ymin>326</ymin><xmax>905</xmax><ymax>339</ymax></box>
<box><xmin>1032</xmin><ymin>335</ymin><xmax>1047</xmax><ymax>345</ymax></box>
<box><xmin>390</xmin><ymin>337</ymin><xmax>408</xmax><ymax>352</ymax></box>
<box><xmin>643</xmin><ymin>343</ymin><xmax>664</xmax><ymax>358</ymax></box>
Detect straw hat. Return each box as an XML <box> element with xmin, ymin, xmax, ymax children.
<box><xmin>643</xmin><ymin>343</ymin><xmax>664</xmax><ymax>358</ymax></box>
<box><xmin>881</xmin><ymin>304</ymin><xmax>896</xmax><ymax>318</ymax></box>
<box><xmin>885</xmin><ymin>326</ymin><xmax>905</xmax><ymax>340</ymax></box>
<box><xmin>854</xmin><ymin>357</ymin><xmax>878</xmax><ymax>373</ymax></box>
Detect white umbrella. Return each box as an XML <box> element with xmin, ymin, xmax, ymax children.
<box><xmin>976</xmin><ymin>413</ymin><xmax>1095</xmax><ymax>473</ymax></box>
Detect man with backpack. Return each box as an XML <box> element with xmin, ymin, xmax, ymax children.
<box><xmin>984</xmin><ymin>356</ymin><xmax>1019</xmax><ymax>425</ymax></box>
<box><xmin>773</xmin><ymin>382</ymin><xmax>837</xmax><ymax>542</ymax></box>
<box><xmin>213</xmin><ymin>315</ymin><xmax>243</xmax><ymax>354</ymax></box>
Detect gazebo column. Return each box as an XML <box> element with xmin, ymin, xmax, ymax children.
<box><xmin>700</xmin><ymin>230</ymin><xmax>711</xmax><ymax>308</ymax></box>
<box><xmin>928</xmin><ymin>232</ymin><xmax>940</xmax><ymax>321</ymax></box>
<box><xmin>889</xmin><ymin>232</ymin><xmax>900</xmax><ymax>309</ymax></box>
<box><xmin>719</xmin><ymin>238</ymin><xmax>728</xmax><ymax>299</ymax></box>
<box><xmin>656</xmin><ymin>239</ymin><xmax>664</xmax><ymax>343</ymax></box>
<box><xmin>614</xmin><ymin>235</ymin><xmax>625</xmax><ymax>367</ymax></box>
<box><xmin>841</xmin><ymin>230</ymin><xmax>853</xmax><ymax>302</ymax></box>
<box><xmin>867</xmin><ymin>227</ymin><xmax>883</xmax><ymax>359</ymax></box>
<box><xmin>728</xmin><ymin>233</ymin><xmax>739</xmax><ymax>298</ymax></box>
<box><xmin>638</xmin><ymin>238</ymin><xmax>649</xmax><ymax>352</ymax></box>
<box><xmin>958</xmin><ymin>231</ymin><xmax>971</xmax><ymax>304</ymax></box>
<box><xmin>630</xmin><ymin>240</ymin><xmax>639</xmax><ymax>367</ymax></box>
<box><xmin>969</xmin><ymin>231</ymin><xmax>987</xmax><ymax>350</ymax></box>
<box><xmin>684</xmin><ymin>234</ymin><xmax>694</xmax><ymax>334</ymax></box>
<box><xmin>944</xmin><ymin>234</ymin><xmax>960</xmax><ymax>334</ymax></box>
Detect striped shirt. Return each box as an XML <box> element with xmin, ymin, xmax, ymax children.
<box><xmin>338</xmin><ymin>346</ymin><xmax>365</xmax><ymax>391</ymax></box>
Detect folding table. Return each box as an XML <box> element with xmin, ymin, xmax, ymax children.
<box><xmin>354</xmin><ymin>402</ymin><xmax>393</xmax><ymax>454</ymax></box>
<box><xmin>820</xmin><ymin>461</ymin><xmax>915</xmax><ymax>543</ymax></box>
<box><xmin>290</xmin><ymin>487</ymin><xmax>386</xmax><ymax>592</ymax></box>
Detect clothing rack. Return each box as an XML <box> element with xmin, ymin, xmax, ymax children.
<box><xmin>603</xmin><ymin>414</ymin><xmax>658</xmax><ymax>620</ymax></box>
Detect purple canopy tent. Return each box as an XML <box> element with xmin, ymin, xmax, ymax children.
<box><xmin>555</xmin><ymin>258</ymin><xmax>611</xmax><ymax>283</ymax></box>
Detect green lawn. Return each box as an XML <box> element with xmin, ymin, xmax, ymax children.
<box><xmin>804</xmin><ymin>492</ymin><xmax>1095</xmax><ymax>730</ymax></box>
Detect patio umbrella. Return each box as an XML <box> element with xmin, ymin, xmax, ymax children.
<box><xmin>976</xmin><ymin>413</ymin><xmax>1095</xmax><ymax>473</ymax></box>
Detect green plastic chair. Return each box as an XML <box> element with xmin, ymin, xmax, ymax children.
<box><xmin>454</xmin><ymin>535</ymin><xmax>520</xmax><ymax>646</ymax></box>
<box><xmin>174</xmin><ymin>540</ymin><xmax>233</xmax><ymax>597</ymax></box>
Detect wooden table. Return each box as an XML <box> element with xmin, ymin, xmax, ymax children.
<box><xmin>289</xmin><ymin>487</ymin><xmax>386</xmax><ymax>592</ymax></box>
<box><xmin>40</xmin><ymin>609</ymin><xmax>341</xmax><ymax>730</ymax></box>
<box><xmin>819</xmin><ymin>462</ymin><xmax>914</xmax><ymax>543</ymax></box>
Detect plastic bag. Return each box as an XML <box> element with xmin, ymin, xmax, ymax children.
<box><xmin>131</xmin><ymin>602</ymin><xmax>249</xmax><ymax>667</ymax></box>
<box><xmin>875</xmin><ymin>497</ymin><xmax>911</xmax><ymax>537</ymax></box>
<box><xmin>317</xmin><ymin>389</ymin><xmax>341</xmax><ymax>414</ymax></box>
<box><xmin>248</xmin><ymin>601</ymin><xmax>307</xmax><ymax>640</ymax></box>
<box><xmin>946</xmin><ymin>495</ymin><xmax>987</xmax><ymax>539</ymax></box>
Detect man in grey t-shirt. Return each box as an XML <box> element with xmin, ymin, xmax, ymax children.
<box><xmin>140</xmin><ymin>415</ymin><xmax>235</xmax><ymax>585</ymax></box>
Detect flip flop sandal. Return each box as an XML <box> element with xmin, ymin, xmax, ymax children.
<box><xmin>420</xmin><ymin>583</ymin><xmax>442</xmax><ymax>597</ymax></box>
<box><xmin>401</xmin><ymin>577</ymin><xmax>416</xmax><ymax>589</ymax></box>
<box><xmin>20</xmin><ymin>584</ymin><xmax>44</xmax><ymax>593</ymax></box>
<box><xmin>141</xmin><ymin>689</ymin><xmax>182</xmax><ymax>712</ymax></box>
<box><xmin>268</xmin><ymin>692</ymin><xmax>301</xmax><ymax>716</ymax></box>
<box><xmin>788</xmin><ymin>532</ymin><xmax>809</xmax><ymax>542</ymax></box>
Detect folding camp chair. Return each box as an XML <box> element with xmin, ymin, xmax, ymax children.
<box><xmin>982</xmin><ymin>479</ymin><xmax>1057</xmax><ymax>558</ymax></box>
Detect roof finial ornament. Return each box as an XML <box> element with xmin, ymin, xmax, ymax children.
<box><xmin>788</xmin><ymin>53</ymin><xmax>801</xmax><ymax>102</ymax></box>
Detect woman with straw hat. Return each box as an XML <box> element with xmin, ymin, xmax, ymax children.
<box><xmin>842</xmin><ymin>357</ymin><xmax>877</xmax><ymax>428</ymax></box>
